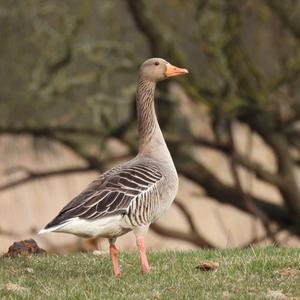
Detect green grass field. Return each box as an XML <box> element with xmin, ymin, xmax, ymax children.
<box><xmin>1</xmin><ymin>246</ymin><xmax>299</xmax><ymax>299</ymax></box>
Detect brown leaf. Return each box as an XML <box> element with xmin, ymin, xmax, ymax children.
<box><xmin>3</xmin><ymin>283</ymin><xmax>29</xmax><ymax>294</ymax></box>
<box><xmin>266</xmin><ymin>290</ymin><xmax>287</xmax><ymax>299</ymax></box>
<box><xmin>273</xmin><ymin>268</ymin><xmax>299</xmax><ymax>277</ymax></box>
<box><xmin>196</xmin><ymin>260</ymin><xmax>220</xmax><ymax>271</ymax></box>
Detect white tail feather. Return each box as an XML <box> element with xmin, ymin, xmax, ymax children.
<box><xmin>38</xmin><ymin>227</ymin><xmax>56</xmax><ymax>234</ymax></box>
<box><xmin>38</xmin><ymin>215</ymin><xmax>123</xmax><ymax>238</ymax></box>
<box><xmin>38</xmin><ymin>218</ymin><xmax>78</xmax><ymax>234</ymax></box>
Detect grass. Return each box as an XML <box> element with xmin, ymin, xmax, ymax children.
<box><xmin>0</xmin><ymin>246</ymin><xmax>300</xmax><ymax>299</ymax></box>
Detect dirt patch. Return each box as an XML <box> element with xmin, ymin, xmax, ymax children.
<box><xmin>196</xmin><ymin>260</ymin><xmax>220</xmax><ymax>271</ymax></box>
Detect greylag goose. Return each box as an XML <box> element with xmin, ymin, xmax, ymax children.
<box><xmin>39</xmin><ymin>58</ymin><xmax>188</xmax><ymax>277</ymax></box>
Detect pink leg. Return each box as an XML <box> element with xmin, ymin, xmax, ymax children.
<box><xmin>136</xmin><ymin>236</ymin><xmax>149</xmax><ymax>273</ymax></box>
<box><xmin>109</xmin><ymin>244</ymin><xmax>120</xmax><ymax>277</ymax></box>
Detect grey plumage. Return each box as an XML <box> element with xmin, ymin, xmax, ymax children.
<box><xmin>44</xmin><ymin>159</ymin><xmax>164</xmax><ymax>230</ymax></box>
<box><xmin>39</xmin><ymin>57</ymin><xmax>188</xmax><ymax>276</ymax></box>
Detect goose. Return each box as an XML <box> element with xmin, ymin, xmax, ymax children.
<box><xmin>39</xmin><ymin>58</ymin><xmax>188</xmax><ymax>277</ymax></box>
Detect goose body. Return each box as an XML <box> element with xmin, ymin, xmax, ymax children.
<box><xmin>40</xmin><ymin>157</ymin><xmax>178</xmax><ymax>238</ymax></box>
<box><xmin>39</xmin><ymin>58</ymin><xmax>188</xmax><ymax>277</ymax></box>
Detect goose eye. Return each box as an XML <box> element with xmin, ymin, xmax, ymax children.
<box><xmin>154</xmin><ymin>61</ymin><xmax>159</xmax><ymax>66</ymax></box>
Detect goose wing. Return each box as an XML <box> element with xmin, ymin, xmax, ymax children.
<box><xmin>44</xmin><ymin>162</ymin><xmax>162</xmax><ymax>229</ymax></box>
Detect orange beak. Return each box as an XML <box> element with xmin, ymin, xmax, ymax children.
<box><xmin>164</xmin><ymin>63</ymin><xmax>189</xmax><ymax>78</ymax></box>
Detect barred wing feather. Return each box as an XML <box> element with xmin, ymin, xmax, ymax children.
<box><xmin>44</xmin><ymin>163</ymin><xmax>162</xmax><ymax>229</ymax></box>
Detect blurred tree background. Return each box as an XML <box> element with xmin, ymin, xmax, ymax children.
<box><xmin>1</xmin><ymin>0</ymin><xmax>300</xmax><ymax>250</ymax></box>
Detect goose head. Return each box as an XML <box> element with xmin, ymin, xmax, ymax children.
<box><xmin>139</xmin><ymin>58</ymin><xmax>188</xmax><ymax>82</ymax></box>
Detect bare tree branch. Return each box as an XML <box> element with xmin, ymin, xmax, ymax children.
<box><xmin>0</xmin><ymin>165</ymin><xmax>96</xmax><ymax>192</ymax></box>
<box><xmin>0</xmin><ymin>126</ymin><xmax>281</xmax><ymax>187</ymax></box>
<box><xmin>166</xmin><ymin>134</ymin><xmax>281</xmax><ymax>186</ymax></box>
<box><xmin>45</xmin><ymin>1</ymin><xmax>92</xmax><ymax>77</ymax></box>
<box><xmin>270</xmin><ymin>55</ymin><xmax>300</xmax><ymax>90</ymax></box>
<box><xmin>232</xmin><ymin>152</ymin><xmax>281</xmax><ymax>186</ymax></box>
<box><xmin>255</xmin><ymin>129</ymin><xmax>300</xmax><ymax>226</ymax></box>
<box><xmin>165</xmin><ymin>135</ymin><xmax>231</xmax><ymax>152</ymax></box>
<box><xmin>150</xmin><ymin>223</ymin><xmax>214</xmax><ymax>249</ymax></box>
<box><xmin>150</xmin><ymin>197</ymin><xmax>216</xmax><ymax>248</ymax></box>
<box><xmin>125</xmin><ymin>0</ymin><xmax>170</xmax><ymax>57</ymax></box>
<box><xmin>226</xmin><ymin>118</ymin><xmax>279</xmax><ymax>244</ymax></box>
<box><xmin>174</xmin><ymin>200</ymin><xmax>198</xmax><ymax>234</ymax></box>
<box><xmin>0</xmin><ymin>227</ymin><xmax>22</xmax><ymax>238</ymax></box>
<box><xmin>175</xmin><ymin>149</ymin><xmax>292</xmax><ymax>227</ymax></box>
<box><xmin>0</xmin><ymin>126</ymin><xmax>106</xmax><ymax>138</ymax></box>
<box><xmin>264</xmin><ymin>0</ymin><xmax>300</xmax><ymax>40</ymax></box>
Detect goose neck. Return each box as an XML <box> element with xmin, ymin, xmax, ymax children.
<box><xmin>136</xmin><ymin>78</ymin><xmax>166</xmax><ymax>156</ymax></box>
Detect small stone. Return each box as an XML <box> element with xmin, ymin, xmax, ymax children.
<box><xmin>222</xmin><ymin>291</ymin><xmax>231</xmax><ymax>299</ymax></box>
<box><xmin>25</xmin><ymin>268</ymin><xmax>34</xmax><ymax>273</ymax></box>
<box><xmin>93</xmin><ymin>250</ymin><xmax>105</xmax><ymax>256</ymax></box>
